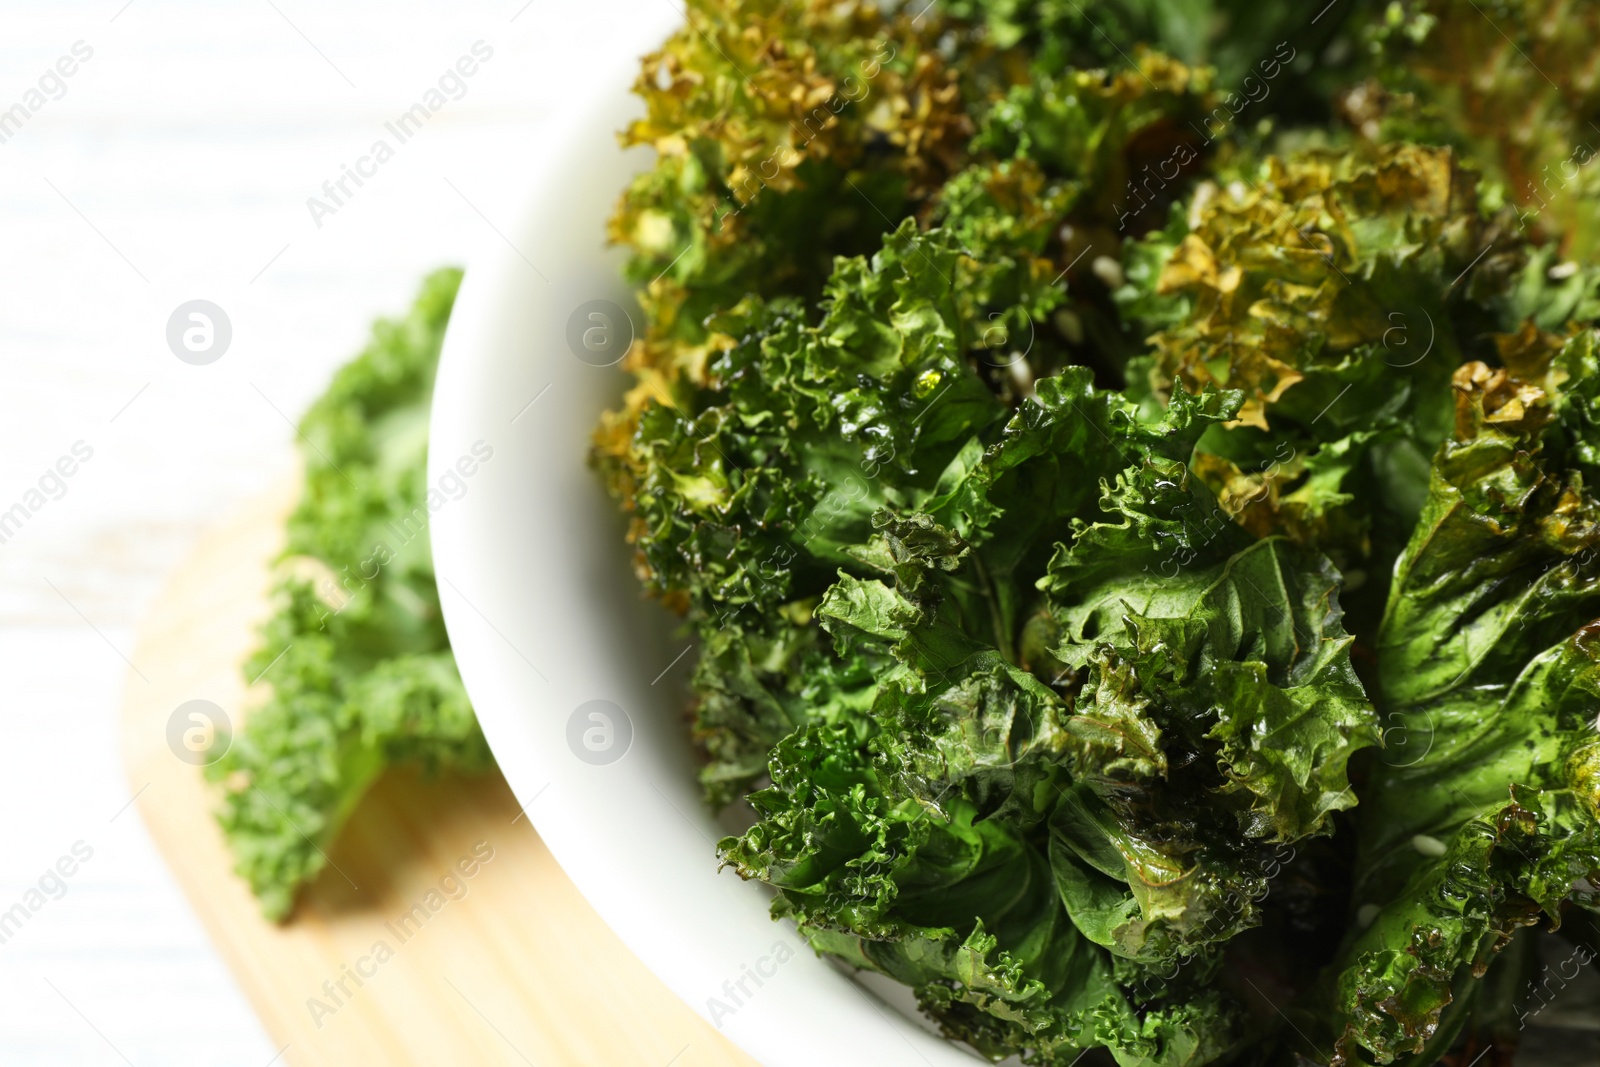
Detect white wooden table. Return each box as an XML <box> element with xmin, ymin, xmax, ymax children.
<box><xmin>0</xmin><ymin>2</ymin><xmax>638</xmax><ymax>1060</ymax></box>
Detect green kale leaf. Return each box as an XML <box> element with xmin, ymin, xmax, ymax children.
<box><xmin>207</xmin><ymin>269</ymin><xmax>492</xmax><ymax>921</ymax></box>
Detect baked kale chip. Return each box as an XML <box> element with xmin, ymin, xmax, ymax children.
<box><xmin>595</xmin><ymin>3</ymin><xmax>1600</xmax><ymax>1063</ymax></box>
<box><xmin>209</xmin><ymin>269</ymin><xmax>491</xmax><ymax>921</ymax></box>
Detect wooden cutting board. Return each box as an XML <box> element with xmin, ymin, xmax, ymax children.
<box><xmin>119</xmin><ymin>479</ymin><xmax>758</xmax><ymax>1067</ymax></box>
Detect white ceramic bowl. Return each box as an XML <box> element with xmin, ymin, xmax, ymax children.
<box><xmin>426</xmin><ymin>14</ymin><xmax>1600</xmax><ymax>1067</ymax></box>
<box><xmin>427</xmin><ymin>15</ymin><xmax>980</xmax><ymax>1067</ymax></box>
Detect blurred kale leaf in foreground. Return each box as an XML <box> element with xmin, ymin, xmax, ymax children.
<box><xmin>209</xmin><ymin>268</ymin><xmax>491</xmax><ymax>922</ymax></box>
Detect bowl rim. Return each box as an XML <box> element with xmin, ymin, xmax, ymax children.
<box><xmin>427</xmin><ymin>14</ymin><xmax>979</xmax><ymax>1066</ymax></box>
